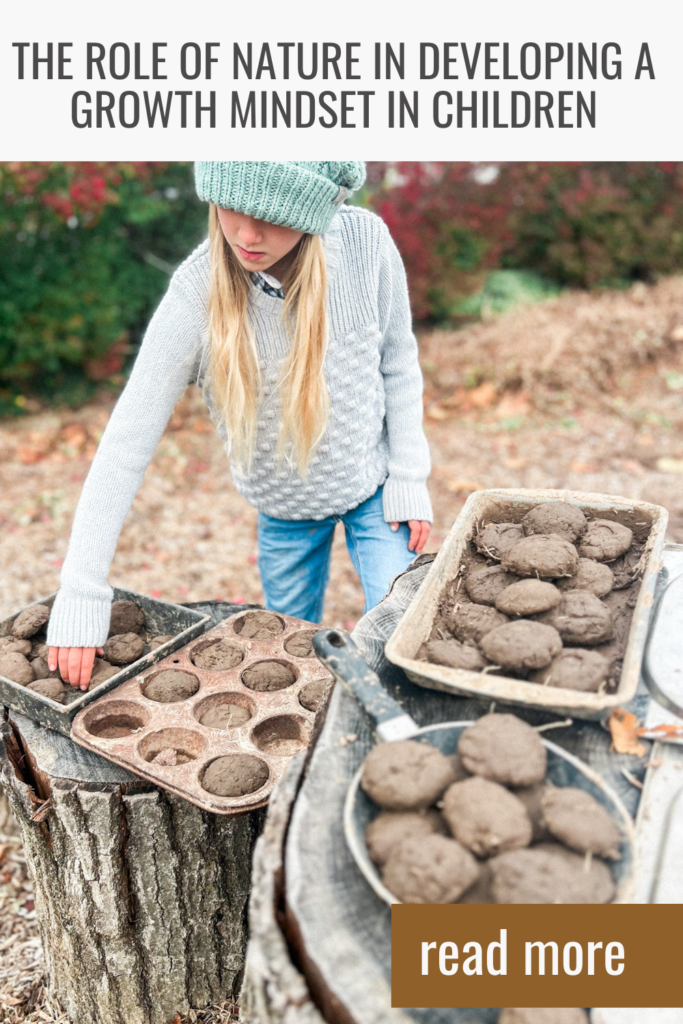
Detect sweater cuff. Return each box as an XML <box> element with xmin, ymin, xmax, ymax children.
<box><xmin>382</xmin><ymin>478</ymin><xmax>433</xmax><ymax>524</ymax></box>
<box><xmin>46</xmin><ymin>593</ymin><xmax>112</xmax><ymax>648</ymax></box>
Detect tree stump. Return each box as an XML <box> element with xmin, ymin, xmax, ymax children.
<box><xmin>0</xmin><ymin>712</ymin><xmax>266</xmax><ymax>1024</ymax></box>
<box><xmin>240</xmin><ymin>752</ymin><xmax>324</xmax><ymax>1024</ymax></box>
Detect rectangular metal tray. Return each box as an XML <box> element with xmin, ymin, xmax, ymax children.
<box><xmin>385</xmin><ymin>488</ymin><xmax>668</xmax><ymax>720</ymax></box>
<box><xmin>0</xmin><ymin>588</ymin><xmax>210</xmax><ymax>735</ymax></box>
<box><xmin>70</xmin><ymin>610</ymin><xmax>333</xmax><ymax>815</ymax></box>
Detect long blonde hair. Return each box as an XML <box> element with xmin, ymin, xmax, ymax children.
<box><xmin>207</xmin><ymin>204</ymin><xmax>329</xmax><ymax>476</ymax></box>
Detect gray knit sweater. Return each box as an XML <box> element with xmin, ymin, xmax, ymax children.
<box><xmin>47</xmin><ymin>205</ymin><xmax>432</xmax><ymax>647</ymax></box>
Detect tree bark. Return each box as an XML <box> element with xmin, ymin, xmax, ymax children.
<box><xmin>240</xmin><ymin>752</ymin><xmax>324</xmax><ymax>1024</ymax></box>
<box><xmin>0</xmin><ymin>717</ymin><xmax>266</xmax><ymax>1024</ymax></box>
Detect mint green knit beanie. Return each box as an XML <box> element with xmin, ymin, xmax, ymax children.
<box><xmin>194</xmin><ymin>161</ymin><xmax>366</xmax><ymax>235</ymax></box>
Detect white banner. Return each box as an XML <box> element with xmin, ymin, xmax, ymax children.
<box><xmin>0</xmin><ymin>0</ymin><xmax>677</xmax><ymax>158</ymax></box>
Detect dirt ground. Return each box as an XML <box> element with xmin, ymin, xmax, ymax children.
<box><xmin>2</xmin><ymin>276</ymin><xmax>683</xmax><ymax>1019</ymax></box>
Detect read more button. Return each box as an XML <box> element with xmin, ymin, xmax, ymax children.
<box><xmin>391</xmin><ymin>905</ymin><xmax>679</xmax><ymax>1008</ymax></box>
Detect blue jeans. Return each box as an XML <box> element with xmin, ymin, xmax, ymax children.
<box><xmin>257</xmin><ymin>487</ymin><xmax>414</xmax><ymax>623</ymax></box>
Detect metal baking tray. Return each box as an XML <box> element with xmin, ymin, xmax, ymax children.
<box><xmin>70</xmin><ymin>610</ymin><xmax>333</xmax><ymax>815</ymax></box>
<box><xmin>385</xmin><ymin>488</ymin><xmax>668</xmax><ymax>720</ymax></box>
<box><xmin>0</xmin><ymin>588</ymin><xmax>210</xmax><ymax>735</ymax></box>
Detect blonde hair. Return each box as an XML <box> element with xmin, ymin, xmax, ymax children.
<box><xmin>207</xmin><ymin>203</ymin><xmax>329</xmax><ymax>476</ymax></box>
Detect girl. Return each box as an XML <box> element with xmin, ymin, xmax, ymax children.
<box><xmin>47</xmin><ymin>161</ymin><xmax>432</xmax><ymax>690</ymax></box>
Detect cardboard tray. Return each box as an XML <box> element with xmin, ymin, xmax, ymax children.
<box><xmin>385</xmin><ymin>488</ymin><xmax>668</xmax><ymax>720</ymax></box>
<box><xmin>0</xmin><ymin>588</ymin><xmax>210</xmax><ymax>735</ymax></box>
<box><xmin>70</xmin><ymin>610</ymin><xmax>333</xmax><ymax>815</ymax></box>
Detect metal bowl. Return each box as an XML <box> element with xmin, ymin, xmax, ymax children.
<box><xmin>344</xmin><ymin>721</ymin><xmax>637</xmax><ymax>906</ymax></box>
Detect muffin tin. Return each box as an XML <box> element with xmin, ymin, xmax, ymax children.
<box><xmin>70</xmin><ymin>610</ymin><xmax>333</xmax><ymax>815</ymax></box>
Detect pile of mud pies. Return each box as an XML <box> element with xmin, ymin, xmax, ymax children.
<box><xmin>419</xmin><ymin>500</ymin><xmax>642</xmax><ymax>694</ymax></box>
<box><xmin>362</xmin><ymin>713</ymin><xmax>622</xmax><ymax>905</ymax></box>
<box><xmin>0</xmin><ymin>600</ymin><xmax>172</xmax><ymax>703</ymax></box>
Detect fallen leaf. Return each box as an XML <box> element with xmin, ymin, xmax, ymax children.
<box><xmin>639</xmin><ymin>723</ymin><xmax>683</xmax><ymax>741</ymax></box>
<box><xmin>569</xmin><ymin>458</ymin><xmax>598</xmax><ymax>474</ymax></box>
<box><xmin>656</xmin><ymin>457</ymin><xmax>683</xmax><ymax>474</ymax></box>
<box><xmin>446</xmin><ymin>478</ymin><xmax>485</xmax><ymax>494</ymax></box>
<box><xmin>503</xmin><ymin>456</ymin><xmax>529</xmax><ymax>470</ymax></box>
<box><xmin>425</xmin><ymin>403</ymin><xmax>451</xmax><ymax>421</ymax></box>
<box><xmin>171</xmin><ymin>1015</ymin><xmax>182</xmax><ymax>1024</ymax></box>
<box><xmin>1</xmin><ymin>996</ymin><xmax>25</xmax><ymax>1007</ymax></box>
<box><xmin>467</xmin><ymin>381</ymin><xmax>498</xmax><ymax>409</ymax></box>
<box><xmin>495</xmin><ymin>392</ymin><xmax>530</xmax><ymax>419</ymax></box>
<box><xmin>608</xmin><ymin>708</ymin><xmax>647</xmax><ymax>757</ymax></box>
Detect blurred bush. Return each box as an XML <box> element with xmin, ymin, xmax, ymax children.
<box><xmin>362</xmin><ymin>162</ymin><xmax>683</xmax><ymax>321</ymax></box>
<box><xmin>3</xmin><ymin>160</ymin><xmax>683</xmax><ymax>416</ymax></box>
<box><xmin>0</xmin><ymin>162</ymin><xmax>206</xmax><ymax>414</ymax></box>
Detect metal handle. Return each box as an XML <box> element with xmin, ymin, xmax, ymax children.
<box><xmin>312</xmin><ymin>628</ymin><xmax>418</xmax><ymax>742</ymax></box>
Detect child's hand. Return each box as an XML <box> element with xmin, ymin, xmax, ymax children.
<box><xmin>389</xmin><ymin>520</ymin><xmax>431</xmax><ymax>554</ymax></box>
<box><xmin>48</xmin><ymin>647</ymin><xmax>104</xmax><ymax>691</ymax></box>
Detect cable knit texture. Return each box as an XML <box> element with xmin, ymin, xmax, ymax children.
<box><xmin>47</xmin><ymin>206</ymin><xmax>432</xmax><ymax>647</ymax></box>
<box><xmin>194</xmin><ymin>161</ymin><xmax>366</xmax><ymax>235</ymax></box>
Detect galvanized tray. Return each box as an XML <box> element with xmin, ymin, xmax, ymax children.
<box><xmin>70</xmin><ymin>610</ymin><xmax>333</xmax><ymax>815</ymax></box>
<box><xmin>385</xmin><ymin>488</ymin><xmax>668</xmax><ymax>720</ymax></box>
<box><xmin>0</xmin><ymin>589</ymin><xmax>210</xmax><ymax>735</ymax></box>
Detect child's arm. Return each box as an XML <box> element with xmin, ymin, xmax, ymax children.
<box><xmin>46</xmin><ymin>275</ymin><xmax>205</xmax><ymax>671</ymax></box>
<box><xmin>376</xmin><ymin>224</ymin><xmax>434</xmax><ymax>533</ymax></box>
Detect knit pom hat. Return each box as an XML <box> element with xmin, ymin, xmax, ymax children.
<box><xmin>194</xmin><ymin>161</ymin><xmax>366</xmax><ymax>235</ymax></box>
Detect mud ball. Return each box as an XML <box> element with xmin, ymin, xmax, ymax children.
<box><xmin>365</xmin><ymin>810</ymin><xmax>446</xmax><ymax>866</ymax></box>
<box><xmin>149</xmin><ymin>635</ymin><xmax>173</xmax><ymax>651</ymax></box>
<box><xmin>474</xmin><ymin>522</ymin><xmax>524</xmax><ymax>561</ymax></box>
<box><xmin>419</xmin><ymin>639</ymin><xmax>488</xmax><ymax>672</ymax></box>
<box><xmin>11</xmin><ymin>605</ymin><xmax>50</xmax><ymax>639</ymax></box>
<box><xmin>557</xmin><ymin>557</ymin><xmax>614</xmax><ymax>597</ymax></box>
<box><xmin>499</xmin><ymin>1010</ymin><xmax>589</xmax><ymax>1024</ymax></box>
<box><xmin>26</xmin><ymin>677</ymin><xmax>65</xmax><ymax>702</ymax></box>
<box><xmin>465</xmin><ymin>565</ymin><xmax>517</xmax><ymax>606</ymax></box>
<box><xmin>201</xmin><ymin>754</ymin><xmax>269</xmax><ymax>797</ymax></box>
<box><xmin>284</xmin><ymin>630</ymin><xmax>318</xmax><ymax>658</ymax></box>
<box><xmin>234</xmin><ymin>610</ymin><xmax>284</xmax><ymax>640</ymax></box>
<box><xmin>381</xmin><ymin>834</ymin><xmax>480</xmax><ymax>904</ymax></box>
<box><xmin>191</xmin><ymin>639</ymin><xmax>244</xmax><ymax>671</ymax></box>
<box><xmin>442</xmin><ymin>777</ymin><xmax>532</xmax><ymax>857</ymax></box>
<box><xmin>103</xmin><ymin>633</ymin><xmax>146</xmax><ymax>666</ymax></box>
<box><xmin>480</xmin><ymin>620</ymin><xmax>562</xmax><ymax>672</ymax></box>
<box><xmin>30</xmin><ymin>657</ymin><xmax>51</xmax><ymax>680</ymax></box>
<box><xmin>449</xmin><ymin>603</ymin><xmax>509</xmax><ymax>644</ymax></box>
<box><xmin>490</xmin><ymin>843</ymin><xmax>616</xmax><ymax>904</ymax></box>
<box><xmin>0</xmin><ymin>652</ymin><xmax>35</xmax><ymax>685</ymax></box>
<box><xmin>109</xmin><ymin>600</ymin><xmax>145</xmax><ymax>636</ymax></box>
<box><xmin>531</xmin><ymin>648</ymin><xmax>610</xmax><ymax>692</ymax></box>
<box><xmin>31</xmin><ymin>641</ymin><xmax>50</xmax><ymax>660</ymax></box>
<box><xmin>495</xmin><ymin>579</ymin><xmax>562</xmax><ymax>617</ymax></box>
<box><xmin>361</xmin><ymin>740</ymin><xmax>456</xmax><ymax>811</ymax></box>
<box><xmin>143</xmin><ymin>669</ymin><xmax>199</xmax><ymax>703</ymax></box>
<box><xmin>540</xmin><ymin>591</ymin><xmax>613</xmax><ymax>646</ymax></box>
<box><xmin>458</xmin><ymin>713</ymin><xmax>547</xmax><ymax>787</ymax></box>
<box><xmin>513</xmin><ymin>784</ymin><xmax>551</xmax><ymax>844</ymax></box>
<box><xmin>241</xmin><ymin>661</ymin><xmax>296</xmax><ymax>692</ymax></box>
<box><xmin>541</xmin><ymin>787</ymin><xmax>622</xmax><ymax>860</ymax></box>
<box><xmin>502</xmin><ymin>535</ymin><xmax>579</xmax><ymax>579</ymax></box>
<box><xmin>578</xmin><ymin>519</ymin><xmax>633</xmax><ymax>562</ymax></box>
<box><xmin>298</xmin><ymin>678</ymin><xmax>333</xmax><ymax>713</ymax></box>
<box><xmin>198</xmin><ymin>702</ymin><xmax>252</xmax><ymax>730</ymax></box>
<box><xmin>88</xmin><ymin>659</ymin><xmax>119</xmax><ymax>689</ymax></box>
<box><xmin>0</xmin><ymin>638</ymin><xmax>33</xmax><ymax>656</ymax></box>
<box><xmin>522</xmin><ymin>502</ymin><xmax>588</xmax><ymax>543</ymax></box>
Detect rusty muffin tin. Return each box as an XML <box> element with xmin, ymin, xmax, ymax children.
<box><xmin>70</xmin><ymin>610</ymin><xmax>333</xmax><ymax>815</ymax></box>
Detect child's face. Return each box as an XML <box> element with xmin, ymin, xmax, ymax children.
<box><xmin>217</xmin><ymin>207</ymin><xmax>304</xmax><ymax>274</ymax></box>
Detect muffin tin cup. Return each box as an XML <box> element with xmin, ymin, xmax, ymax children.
<box><xmin>385</xmin><ymin>488</ymin><xmax>669</xmax><ymax>721</ymax></box>
<box><xmin>70</xmin><ymin>611</ymin><xmax>333</xmax><ymax>815</ymax></box>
